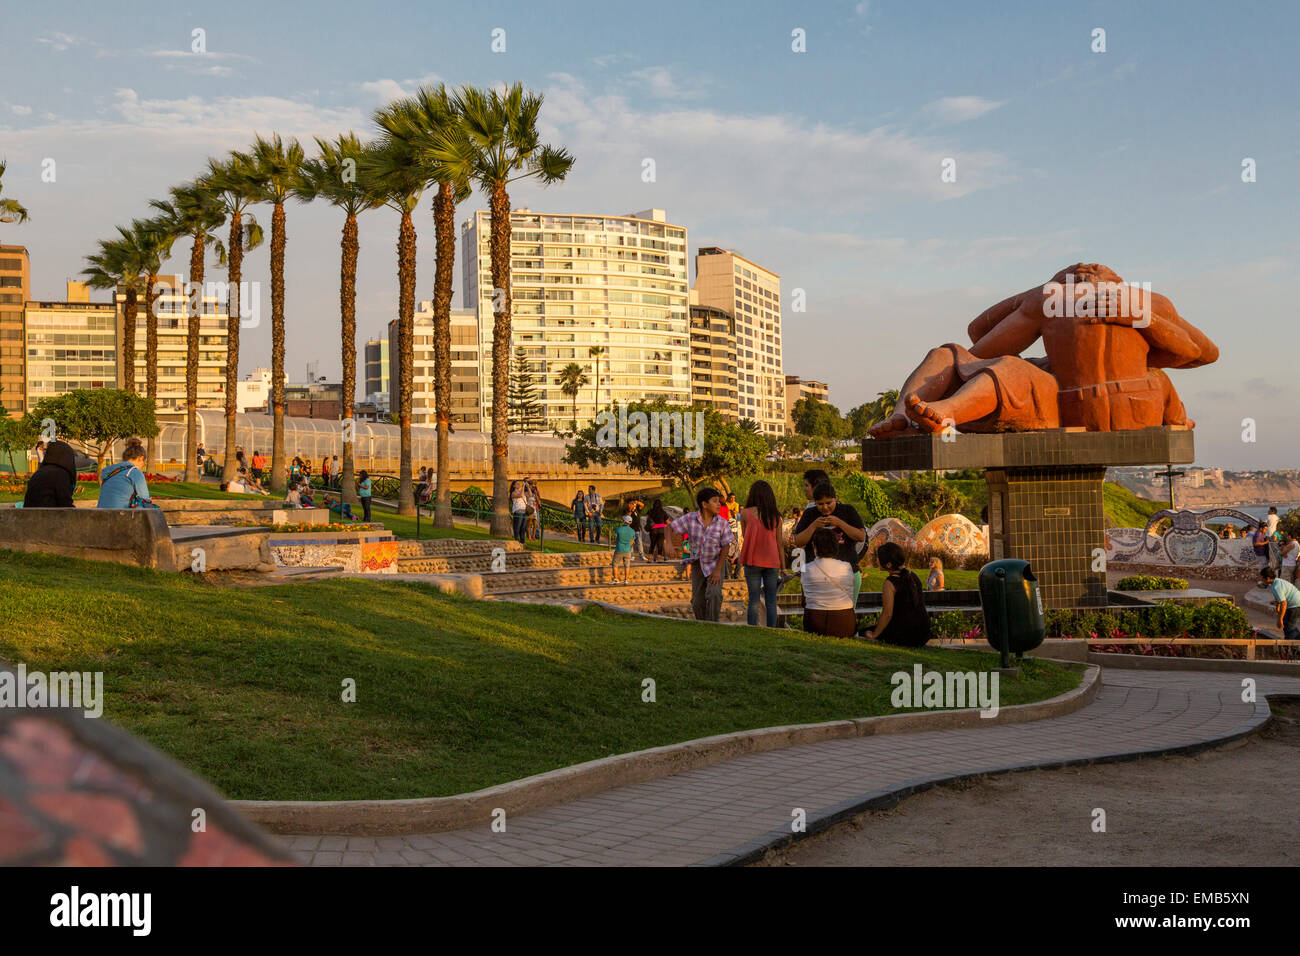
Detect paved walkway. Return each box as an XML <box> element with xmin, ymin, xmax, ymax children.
<box><xmin>282</xmin><ymin>668</ymin><xmax>1300</xmax><ymax>867</ymax></box>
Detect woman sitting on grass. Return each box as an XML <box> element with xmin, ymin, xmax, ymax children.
<box><xmin>801</xmin><ymin>527</ymin><xmax>858</xmax><ymax>638</ymax></box>
<box><xmin>865</xmin><ymin>542</ymin><xmax>932</xmax><ymax>647</ymax></box>
<box><xmin>322</xmin><ymin>492</ymin><xmax>357</xmax><ymax>522</ymax></box>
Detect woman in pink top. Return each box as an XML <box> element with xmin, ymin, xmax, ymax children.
<box><xmin>739</xmin><ymin>479</ymin><xmax>785</xmax><ymax>627</ymax></box>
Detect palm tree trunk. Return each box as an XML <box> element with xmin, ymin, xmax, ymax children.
<box><xmin>184</xmin><ymin>236</ymin><xmax>204</xmax><ymax>482</ymax></box>
<box><xmin>222</xmin><ymin>212</ymin><xmax>243</xmax><ymax>483</ymax></box>
<box><xmin>488</xmin><ymin>181</ymin><xmax>512</xmax><ymax>537</ymax></box>
<box><xmin>145</xmin><ymin>274</ymin><xmax>159</xmax><ymax>469</ymax></box>
<box><xmin>121</xmin><ymin>287</ymin><xmax>138</xmax><ymax>393</ymax></box>
<box><xmin>269</xmin><ymin>201</ymin><xmax>287</xmax><ymax>495</ymax></box>
<box><xmin>397</xmin><ymin>209</ymin><xmax>416</xmax><ymax>516</ymax></box>
<box><xmin>340</xmin><ymin>213</ymin><xmax>359</xmax><ymax>506</ymax></box>
<box><xmin>432</xmin><ymin>182</ymin><xmax>455</xmax><ymax>528</ymax></box>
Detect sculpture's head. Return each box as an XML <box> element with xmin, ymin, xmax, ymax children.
<box><xmin>1052</xmin><ymin>262</ymin><xmax>1124</xmax><ymax>286</ymax></box>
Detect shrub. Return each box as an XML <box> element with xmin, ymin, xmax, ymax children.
<box><xmin>1190</xmin><ymin>601</ymin><xmax>1250</xmax><ymax>640</ymax></box>
<box><xmin>841</xmin><ymin>472</ymin><xmax>893</xmax><ymax>524</ymax></box>
<box><xmin>1116</xmin><ymin>575</ymin><xmax>1189</xmax><ymax>591</ymax></box>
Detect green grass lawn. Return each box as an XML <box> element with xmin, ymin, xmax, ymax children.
<box><xmin>0</xmin><ymin>479</ymin><xmax>266</xmax><ymax>503</ymax></box>
<box><xmin>0</xmin><ymin>549</ymin><xmax>1080</xmax><ymax>801</ymax></box>
<box><xmin>781</xmin><ymin>566</ymin><xmax>980</xmax><ymax>596</ymax></box>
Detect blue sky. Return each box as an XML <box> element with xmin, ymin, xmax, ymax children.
<box><xmin>1</xmin><ymin>0</ymin><xmax>1296</xmax><ymax>467</ymax></box>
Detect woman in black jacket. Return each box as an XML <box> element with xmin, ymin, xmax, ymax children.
<box><xmin>865</xmin><ymin>542</ymin><xmax>932</xmax><ymax>647</ymax></box>
<box><xmin>23</xmin><ymin>440</ymin><xmax>78</xmax><ymax>508</ymax></box>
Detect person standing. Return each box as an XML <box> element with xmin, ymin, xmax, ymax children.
<box><xmin>321</xmin><ymin>455</ymin><xmax>332</xmax><ymax>488</ymax></box>
<box><xmin>510</xmin><ymin>480</ymin><xmax>529</xmax><ymax>545</ymax></box>
<box><xmin>612</xmin><ymin>515</ymin><xmax>637</xmax><ymax>584</ymax></box>
<box><xmin>584</xmin><ymin>484</ymin><xmax>604</xmax><ymax>544</ymax></box>
<box><xmin>571</xmin><ymin>490</ymin><xmax>587</xmax><ymax>542</ymax></box>
<box><xmin>791</xmin><ymin>481</ymin><xmax>867</xmax><ymax>603</ymax></box>
<box><xmin>330</xmin><ymin>455</ymin><xmax>341</xmax><ymax>489</ymax></box>
<box><xmin>1282</xmin><ymin>534</ymin><xmax>1300</xmax><ymax>583</ymax></box>
<box><xmin>1266</xmin><ymin>506</ymin><xmax>1280</xmax><ymax>538</ymax></box>
<box><xmin>866</xmin><ymin>542</ymin><xmax>932</xmax><ymax>646</ymax></box>
<box><xmin>357</xmin><ymin>469</ymin><xmax>372</xmax><ymax>522</ymax></box>
<box><xmin>627</xmin><ymin>499</ymin><xmax>645</xmax><ymax>560</ymax></box>
<box><xmin>1252</xmin><ymin>523</ymin><xmax>1272</xmax><ymax>571</ymax></box>
<box><xmin>926</xmin><ymin>557</ymin><xmax>945</xmax><ymax>591</ymax></box>
<box><xmin>1261</xmin><ymin>566</ymin><xmax>1300</xmax><ymax>640</ymax></box>
<box><xmin>526</xmin><ymin>479</ymin><xmax>541</xmax><ymax>540</ymax></box>
<box><xmin>739</xmin><ymin>479</ymin><xmax>784</xmax><ymax>628</ymax></box>
<box><xmin>668</xmin><ymin>487</ymin><xmax>736</xmax><ymax>622</ymax></box>
<box><xmin>646</xmin><ymin>498</ymin><xmax>669</xmax><ymax>561</ymax></box>
<box><xmin>801</xmin><ymin>468</ymin><xmax>829</xmax><ymax>511</ymax></box>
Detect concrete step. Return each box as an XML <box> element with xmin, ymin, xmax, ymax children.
<box><xmin>474</xmin><ymin>562</ymin><xmax>706</xmax><ymax>591</ymax></box>
<box><xmin>396</xmin><ymin>538</ymin><xmax>527</xmax><ymax>558</ymax></box>
<box><xmin>488</xmin><ymin>579</ymin><xmax>751</xmax><ymax>605</ymax></box>
<box><xmin>397</xmin><ymin>548</ymin><xmax>615</xmax><ymax>574</ymax></box>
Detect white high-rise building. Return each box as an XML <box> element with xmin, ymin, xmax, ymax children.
<box><xmin>692</xmin><ymin>247</ymin><xmax>785</xmax><ymax>436</ymax></box>
<box><xmin>388</xmin><ymin>303</ymin><xmax>481</xmax><ymax>428</ymax></box>
<box><xmin>125</xmin><ymin>274</ymin><xmax>230</xmax><ymax>412</ymax></box>
<box><xmin>461</xmin><ymin>208</ymin><xmax>690</xmax><ymax>429</ymax></box>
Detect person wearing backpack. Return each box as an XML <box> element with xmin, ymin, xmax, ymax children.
<box><xmin>97</xmin><ymin>438</ymin><xmax>158</xmax><ymax>510</ymax></box>
<box><xmin>866</xmin><ymin>542</ymin><xmax>932</xmax><ymax>647</ymax></box>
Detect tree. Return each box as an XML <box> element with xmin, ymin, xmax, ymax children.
<box><xmin>362</xmin><ymin>110</ymin><xmax>430</xmax><ymax>517</ymax></box>
<box><xmin>245</xmin><ymin>134</ymin><xmax>308</xmax><ymax>495</ymax></box>
<box><xmin>565</xmin><ymin>401</ymin><xmax>767</xmax><ymax>497</ymax></box>
<box><xmin>128</xmin><ymin>218</ymin><xmax>175</xmax><ymax>467</ymax></box>
<box><xmin>847</xmin><ymin>389</ymin><xmax>900</xmax><ymax>438</ymax></box>
<box><xmin>0</xmin><ymin>415</ymin><xmax>37</xmax><ymax>474</ymax></box>
<box><xmin>300</xmin><ymin>134</ymin><xmax>385</xmax><ymax>506</ymax></box>
<box><xmin>206</xmin><ymin>151</ymin><xmax>265</xmax><ymax>483</ymax></box>
<box><xmin>895</xmin><ymin>472</ymin><xmax>968</xmax><ymax>522</ymax></box>
<box><xmin>508</xmin><ymin>346</ymin><xmax>544</xmax><ymax>432</ymax></box>
<box><xmin>791</xmin><ymin>396</ymin><xmax>846</xmax><ymax>439</ymax></box>
<box><xmin>83</xmin><ymin>235</ymin><xmax>143</xmax><ymax>393</ymax></box>
<box><xmin>24</xmin><ymin>390</ymin><xmax>158</xmax><ymax>469</ymax></box>
<box><xmin>431</xmin><ymin>83</ymin><xmax>575</xmax><ymax>537</ymax></box>
<box><xmin>406</xmin><ymin>85</ymin><xmax>472</xmax><ymax>530</ymax></box>
<box><xmin>558</xmin><ymin>363</ymin><xmax>588</xmax><ymax>430</ymax></box>
<box><xmin>588</xmin><ymin>345</ymin><xmax>604</xmax><ymax>422</ymax></box>
<box><xmin>150</xmin><ymin>181</ymin><xmax>226</xmax><ymax>483</ymax></box>
<box><xmin>0</xmin><ymin>160</ymin><xmax>29</xmax><ymax>226</ymax></box>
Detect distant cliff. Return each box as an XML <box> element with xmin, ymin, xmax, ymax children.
<box><xmin>1112</xmin><ymin>474</ymin><xmax>1300</xmax><ymax>509</ymax></box>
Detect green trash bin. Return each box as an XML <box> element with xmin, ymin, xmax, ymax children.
<box><xmin>978</xmin><ymin>559</ymin><xmax>1046</xmax><ymax>664</ymax></box>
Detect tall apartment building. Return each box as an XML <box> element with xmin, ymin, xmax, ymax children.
<box><xmin>125</xmin><ymin>275</ymin><xmax>230</xmax><ymax>412</ymax></box>
<box><xmin>237</xmin><ymin>367</ymin><xmax>274</xmax><ymax>413</ymax></box>
<box><xmin>363</xmin><ymin>337</ymin><xmax>389</xmax><ymax>397</ymax></box>
<box><xmin>460</xmin><ymin>208</ymin><xmax>690</xmax><ymax>429</ymax></box>
<box><xmin>692</xmin><ymin>247</ymin><xmax>785</xmax><ymax>436</ymax></box>
<box><xmin>23</xmin><ymin>281</ymin><xmax>120</xmax><ymax>410</ymax></box>
<box><xmin>688</xmin><ymin>293</ymin><xmax>739</xmax><ymax>421</ymax></box>
<box><xmin>784</xmin><ymin>375</ymin><xmax>829</xmax><ymax>433</ymax></box>
<box><xmin>0</xmin><ymin>244</ymin><xmax>30</xmax><ymax>417</ymax></box>
<box><xmin>388</xmin><ymin>303</ymin><xmax>481</xmax><ymax>428</ymax></box>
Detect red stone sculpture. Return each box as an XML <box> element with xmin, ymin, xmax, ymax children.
<box><xmin>870</xmin><ymin>264</ymin><xmax>1219</xmax><ymax>437</ymax></box>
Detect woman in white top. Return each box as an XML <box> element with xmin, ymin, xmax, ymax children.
<box><xmin>801</xmin><ymin>528</ymin><xmax>858</xmax><ymax>637</ymax></box>
<box><xmin>510</xmin><ymin>480</ymin><xmax>529</xmax><ymax>545</ymax></box>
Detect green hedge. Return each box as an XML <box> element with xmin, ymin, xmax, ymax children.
<box><xmin>1116</xmin><ymin>575</ymin><xmax>1189</xmax><ymax>591</ymax></box>
<box><xmin>1045</xmin><ymin>601</ymin><xmax>1249</xmax><ymax>640</ymax></box>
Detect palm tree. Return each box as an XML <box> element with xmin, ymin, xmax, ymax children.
<box><xmin>588</xmin><ymin>345</ymin><xmax>605</xmax><ymax>422</ymax></box>
<box><xmin>245</xmin><ymin>134</ymin><xmax>307</xmax><ymax>494</ymax></box>
<box><xmin>407</xmin><ymin>85</ymin><xmax>472</xmax><ymax>530</ymax></box>
<box><xmin>83</xmin><ymin>236</ymin><xmax>142</xmax><ymax>392</ymax></box>
<box><xmin>558</xmin><ymin>363</ymin><xmax>588</xmax><ymax>431</ymax></box>
<box><xmin>431</xmin><ymin>83</ymin><xmax>575</xmax><ymax>537</ymax></box>
<box><xmin>205</xmin><ymin>152</ymin><xmax>264</xmax><ymax>482</ymax></box>
<box><xmin>300</xmin><ymin>134</ymin><xmax>386</xmax><ymax>506</ymax></box>
<box><xmin>151</xmin><ymin>182</ymin><xmax>226</xmax><ymax>482</ymax></box>
<box><xmin>129</xmin><ymin>218</ymin><xmax>175</xmax><ymax>467</ymax></box>
<box><xmin>0</xmin><ymin>161</ymin><xmax>30</xmax><ymax>225</ymax></box>
<box><xmin>363</xmin><ymin>105</ymin><xmax>433</xmax><ymax>516</ymax></box>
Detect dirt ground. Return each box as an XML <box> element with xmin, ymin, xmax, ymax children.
<box><xmin>756</xmin><ymin>702</ymin><xmax>1299</xmax><ymax>867</ymax></box>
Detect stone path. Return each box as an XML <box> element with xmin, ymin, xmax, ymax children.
<box><xmin>283</xmin><ymin>668</ymin><xmax>1300</xmax><ymax>867</ymax></box>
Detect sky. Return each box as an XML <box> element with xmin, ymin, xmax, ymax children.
<box><xmin>1</xmin><ymin>0</ymin><xmax>1296</xmax><ymax>468</ymax></box>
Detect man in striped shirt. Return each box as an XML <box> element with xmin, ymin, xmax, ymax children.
<box><xmin>668</xmin><ymin>486</ymin><xmax>736</xmax><ymax>621</ymax></box>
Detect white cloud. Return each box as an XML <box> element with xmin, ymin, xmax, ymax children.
<box><xmin>357</xmin><ymin>73</ymin><xmax>445</xmax><ymax>103</ymax></box>
<box><xmin>35</xmin><ymin>32</ymin><xmax>89</xmax><ymax>52</ymax></box>
<box><xmin>10</xmin><ymin>105</ymin><xmax>32</xmax><ymax>116</ymax></box>
<box><xmin>626</xmin><ymin>66</ymin><xmax>700</xmax><ymax>100</ymax></box>
<box><xmin>922</xmin><ymin>96</ymin><xmax>1005</xmax><ymax>123</ymax></box>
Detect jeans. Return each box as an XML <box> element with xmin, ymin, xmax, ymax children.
<box><xmin>513</xmin><ymin>512</ymin><xmax>528</xmax><ymax>544</ymax></box>
<box><xmin>360</xmin><ymin>496</ymin><xmax>371</xmax><ymax>522</ymax></box>
<box><xmin>690</xmin><ymin>562</ymin><xmax>723</xmax><ymax>622</ymax></box>
<box><xmin>744</xmin><ymin>565</ymin><xmax>781</xmax><ymax>627</ymax></box>
<box><xmin>588</xmin><ymin>516</ymin><xmax>601</xmax><ymax>542</ymax></box>
<box><xmin>1284</xmin><ymin>607</ymin><xmax>1300</xmax><ymax>641</ymax></box>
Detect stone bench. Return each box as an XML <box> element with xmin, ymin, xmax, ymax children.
<box><xmin>0</xmin><ymin>507</ymin><xmax>179</xmax><ymax>572</ymax></box>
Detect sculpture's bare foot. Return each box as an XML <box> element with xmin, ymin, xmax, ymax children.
<box><xmin>869</xmin><ymin>412</ymin><xmax>913</xmax><ymax>439</ymax></box>
<box><xmin>906</xmin><ymin>395</ymin><xmax>949</xmax><ymax>433</ymax></box>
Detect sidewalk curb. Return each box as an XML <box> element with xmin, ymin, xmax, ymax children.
<box><xmin>232</xmin><ymin>664</ymin><xmax>1099</xmax><ymax>836</ymax></box>
<box><xmin>703</xmin><ymin>690</ymin><xmax>1298</xmax><ymax>868</ymax></box>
